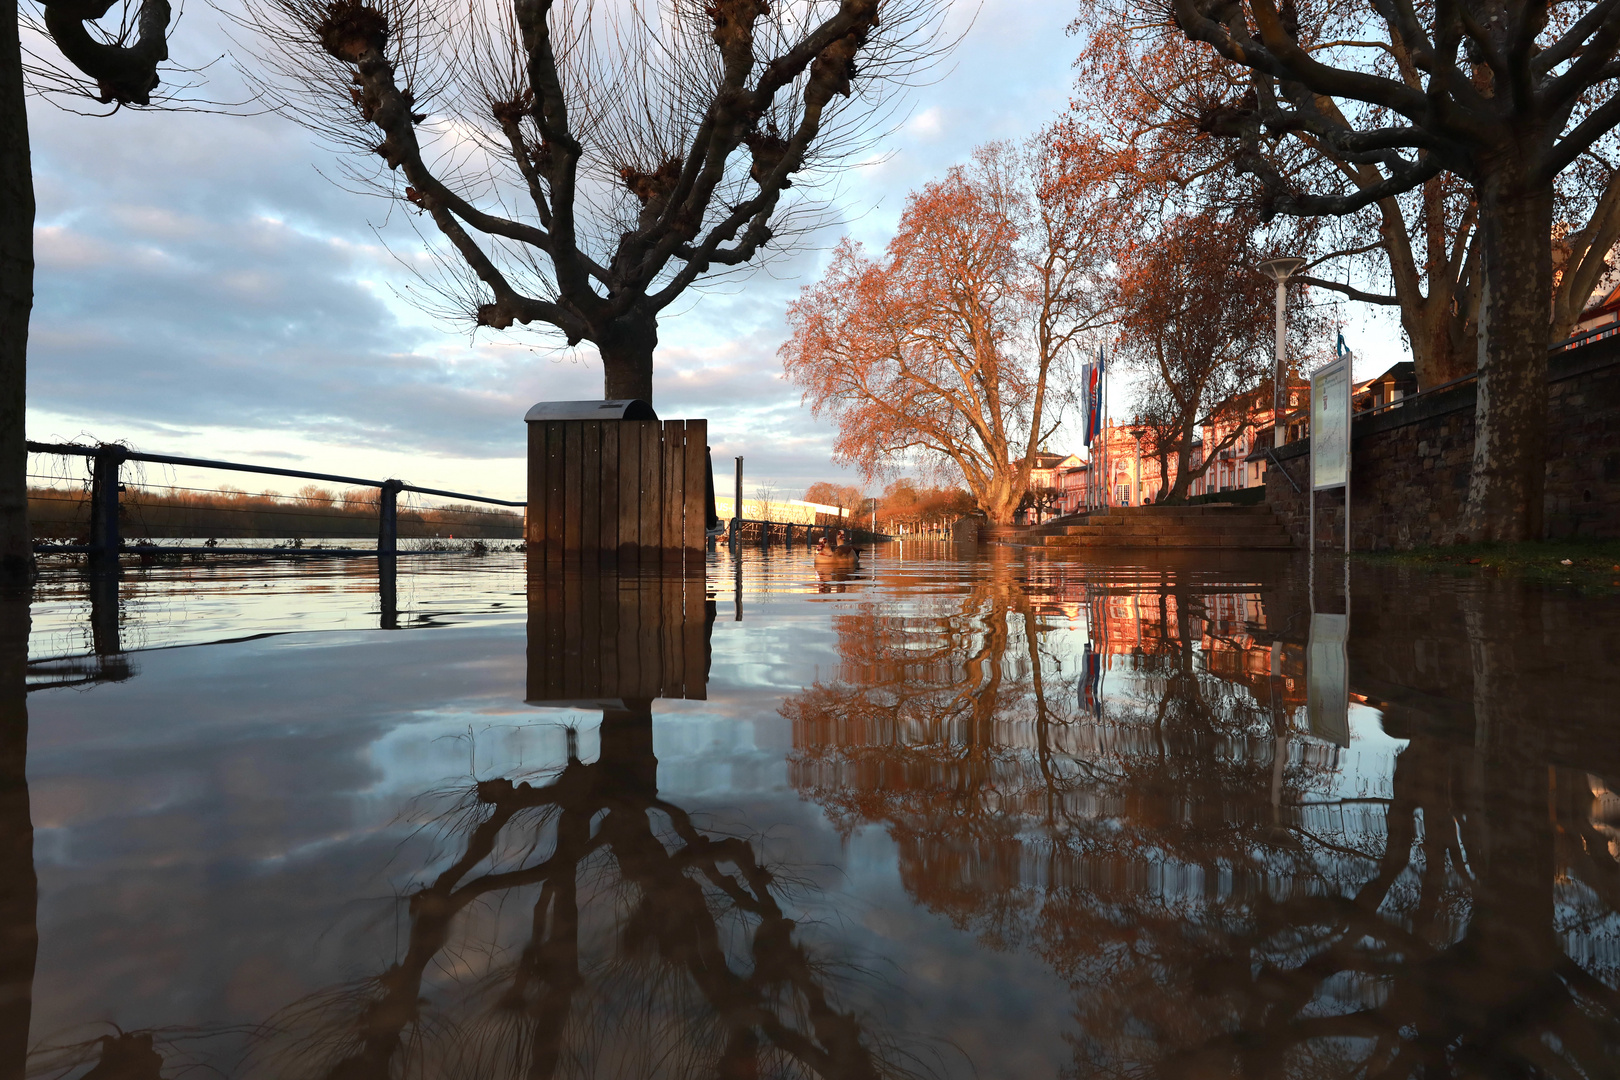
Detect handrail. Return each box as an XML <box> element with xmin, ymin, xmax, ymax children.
<box><xmin>1265</xmin><ymin>448</ymin><xmax>1301</xmax><ymax>493</ymax></box>
<box><xmin>26</xmin><ymin>440</ymin><xmax>524</xmax><ymax>507</ymax></box>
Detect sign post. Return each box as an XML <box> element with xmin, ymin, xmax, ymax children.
<box><xmin>1308</xmin><ymin>354</ymin><xmax>1352</xmax><ymax>553</ymax></box>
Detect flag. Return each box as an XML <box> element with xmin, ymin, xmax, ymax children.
<box><xmin>1084</xmin><ymin>346</ymin><xmax>1105</xmax><ymax>446</ymax></box>
<box><xmin>1336</xmin><ymin>331</ymin><xmax>1353</xmax><ymax>362</ymax></box>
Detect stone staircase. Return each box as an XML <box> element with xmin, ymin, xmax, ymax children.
<box><xmin>982</xmin><ymin>504</ymin><xmax>1296</xmax><ymax>550</ymax></box>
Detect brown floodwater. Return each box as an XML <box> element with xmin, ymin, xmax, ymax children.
<box><xmin>2</xmin><ymin>544</ymin><xmax>1618</xmax><ymax>1078</ymax></box>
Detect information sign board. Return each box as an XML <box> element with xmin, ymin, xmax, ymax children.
<box><xmin>1311</xmin><ymin>358</ymin><xmax>1351</xmax><ymax>491</ymax></box>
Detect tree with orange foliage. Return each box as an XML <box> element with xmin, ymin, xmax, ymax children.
<box><xmin>781</xmin><ymin>141</ymin><xmax>1115</xmax><ymax>524</ymax></box>
<box><xmin>1115</xmin><ymin>210</ymin><xmax>1296</xmax><ymax>504</ymax></box>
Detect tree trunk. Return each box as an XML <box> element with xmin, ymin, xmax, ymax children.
<box><xmin>597</xmin><ymin>315</ymin><xmax>657</xmax><ymax>405</ymax></box>
<box><xmin>0</xmin><ymin>6</ymin><xmax>34</xmax><ymax>586</ymax></box>
<box><xmin>0</xmin><ymin>589</ymin><xmax>34</xmax><ymax>1080</ymax></box>
<box><xmin>1463</xmin><ymin>165</ymin><xmax>1551</xmax><ymax>543</ymax></box>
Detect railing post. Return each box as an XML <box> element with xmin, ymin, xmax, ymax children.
<box><xmin>89</xmin><ymin>444</ymin><xmax>125</xmax><ymax>569</ymax></box>
<box><xmin>378</xmin><ymin>479</ymin><xmax>403</xmax><ymax>556</ymax></box>
<box><xmin>378</xmin><ymin>479</ymin><xmax>402</xmax><ymax>628</ymax></box>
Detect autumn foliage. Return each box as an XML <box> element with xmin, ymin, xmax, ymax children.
<box><xmin>781</xmin><ymin>141</ymin><xmax>1115</xmax><ymax>524</ymax></box>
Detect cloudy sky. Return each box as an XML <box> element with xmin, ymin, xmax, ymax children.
<box><xmin>25</xmin><ymin>0</ymin><xmax>1400</xmax><ymax>503</ymax></box>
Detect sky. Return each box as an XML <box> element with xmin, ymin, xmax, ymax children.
<box><xmin>23</xmin><ymin>0</ymin><xmax>1404</xmax><ymax>504</ymax></box>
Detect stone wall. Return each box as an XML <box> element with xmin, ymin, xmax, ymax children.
<box><xmin>1266</xmin><ymin>340</ymin><xmax>1620</xmax><ymax>549</ymax></box>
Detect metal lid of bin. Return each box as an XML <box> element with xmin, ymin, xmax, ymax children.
<box><xmin>524</xmin><ymin>399</ymin><xmax>658</xmax><ymax>422</ymax></box>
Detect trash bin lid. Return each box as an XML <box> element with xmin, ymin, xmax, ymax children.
<box><xmin>524</xmin><ymin>399</ymin><xmax>659</xmax><ymax>422</ymax></box>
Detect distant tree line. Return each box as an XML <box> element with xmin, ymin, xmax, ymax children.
<box><xmin>28</xmin><ymin>483</ymin><xmax>522</xmax><ymax>542</ymax></box>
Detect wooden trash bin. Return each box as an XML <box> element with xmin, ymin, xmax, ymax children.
<box><xmin>525</xmin><ymin>400</ymin><xmax>709</xmax><ymax>572</ymax></box>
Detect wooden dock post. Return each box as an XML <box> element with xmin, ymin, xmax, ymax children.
<box><xmin>525</xmin><ymin>401</ymin><xmax>709</xmax><ymax>573</ymax></box>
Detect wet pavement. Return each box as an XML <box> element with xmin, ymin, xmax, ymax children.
<box><xmin>3</xmin><ymin>544</ymin><xmax>1619</xmax><ymax>1078</ymax></box>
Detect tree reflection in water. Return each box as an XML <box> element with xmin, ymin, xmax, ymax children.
<box><xmin>16</xmin><ymin>570</ymin><xmax>923</xmax><ymax>1080</ymax></box>
<box><xmin>784</xmin><ymin>560</ymin><xmax>1620</xmax><ymax>1076</ymax></box>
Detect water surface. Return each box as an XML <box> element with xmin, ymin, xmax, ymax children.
<box><xmin>4</xmin><ymin>545</ymin><xmax>1618</xmax><ymax>1078</ymax></box>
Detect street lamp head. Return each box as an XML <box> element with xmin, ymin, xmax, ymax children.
<box><xmin>1256</xmin><ymin>256</ymin><xmax>1307</xmax><ymax>283</ymax></box>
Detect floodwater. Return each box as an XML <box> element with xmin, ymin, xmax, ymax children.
<box><xmin>3</xmin><ymin>544</ymin><xmax>1619</xmax><ymax>1078</ymax></box>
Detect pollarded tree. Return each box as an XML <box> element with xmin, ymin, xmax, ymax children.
<box><xmin>241</xmin><ymin>0</ymin><xmax>948</xmax><ymax>405</ymax></box>
<box><xmin>1168</xmin><ymin>0</ymin><xmax>1620</xmax><ymax>542</ymax></box>
<box><xmin>781</xmin><ymin>140</ymin><xmax>1115</xmax><ymax>524</ymax></box>
<box><xmin>2</xmin><ymin>0</ymin><xmax>173</xmax><ymax>582</ymax></box>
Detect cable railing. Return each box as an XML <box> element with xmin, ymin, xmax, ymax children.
<box><xmin>27</xmin><ymin>440</ymin><xmax>525</xmax><ymax>561</ymax></box>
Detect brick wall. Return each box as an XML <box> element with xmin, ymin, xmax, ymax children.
<box><xmin>1266</xmin><ymin>340</ymin><xmax>1620</xmax><ymax>549</ymax></box>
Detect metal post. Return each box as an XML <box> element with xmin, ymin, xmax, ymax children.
<box><xmin>377</xmin><ymin>479</ymin><xmax>403</xmax><ymax>556</ymax></box>
<box><xmin>731</xmin><ymin>456</ymin><xmax>743</xmax><ymax>548</ymax></box>
<box><xmin>89</xmin><ymin>445</ymin><xmax>124</xmax><ymax>569</ymax></box>
<box><xmin>89</xmin><ymin>569</ymin><xmax>120</xmax><ymax>656</ymax></box>
<box><xmin>1274</xmin><ymin>279</ymin><xmax>1287</xmax><ymax>441</ymax></box>
<box><xmin>378</xmin><ymin>478</ymin><xmax>402</xmax><ymax>625</ymax></box>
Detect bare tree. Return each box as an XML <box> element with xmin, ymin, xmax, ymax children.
<box><xmin>1114</xmin><ymin>208</ymin><xmax>1289</xmax><ymax>504</ymax></box>
<box><xmin>1167</xmin><ymin>0</ymin><xmax>1620</xmax><ymax>542</ymax></box>
<box><xmin>240</xmin><ymin>0</ymin><xmax>950</xmax><ymax>406</ymax></box>
<box><xmin>3</xmin><ymin>0</ymin><xmax>174</xmax><ymax>582</ymax></box>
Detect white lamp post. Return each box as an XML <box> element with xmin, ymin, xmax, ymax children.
<box><xmin>1256</xmin><ymin>257</ymin><xmax>1307</xmax><ymax>445</ymax></box>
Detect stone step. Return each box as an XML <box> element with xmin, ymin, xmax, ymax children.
<box><xmin>1042</xmin><ymin>522</ymin><xmax>1287</xmax><ymax>538</ymax></box>
<box><xmin>1040</xmin><ymin>533</ymin><xmax>1295</xmax><ymax>549</ymax></box>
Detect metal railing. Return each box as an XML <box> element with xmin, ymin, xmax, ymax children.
<box><xmin>27</xmin><ymin>440</ymin><xmax>524</xmax><ymax>563</ymax></box>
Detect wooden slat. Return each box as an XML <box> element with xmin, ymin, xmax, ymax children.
<box><xmin>580</xmin><ymin>420</ymin><xmax>601</xmax><ymax>560</ymax></box>
<box><xmin>683</xmin><ymin>419</ymin><xmax>706</xmax><ymax>564</ymax></box>
<box><xmin>599</xmin><ymin>423</ymin><xmax>620</xmax><ymax>565</ymax></box>
<box><xmin>544</xmin><ymin>422</ymin><xmax>565</xmax><ymax>567</ymax></box>
<box><xmin>578</xmin><ymin>565</ymin><xmax>601</xmax><ymax>698</ymax></box>
<box><xmin>617</xmin><ymin>422</ymin><xmax>642</xmax><ymax>563</ymax></box>
<box><xmin>596</xmin><ymin>572</ymin><xmax>619</xmax><ymax>695</ymax></box>
<box><xmin>562</xmin><ymin>570</ymin><xmax>583</xmax><ymax>698</ymax></box>
<box><xmin>638</xmin><ymin>422</ymin><xmax>661</xmax><ymax>559</ymax></box>
<box><xmin>661</xmin><ymin>574</ymin><xmax>683</xmax><ymax>696</ymax></box>
<box><xmin>526</xmin><ymin>422</ymin><xmax>546</xmax><ymax>549</ymax></box>
<box><xmin>617</xmin><ymin>572</ymin><xmax>645</xmax><ymax>698</ymax></box>
<box><xmin>681</xmin><ymin>575</ymin><xmax>708</xmax><ymax>699</ymax></box>
<box><xmin>563</xmin><ymin>421</ymin><xmax>582</xmax><ymax>558</ymax></box>
<box><xmin>661</xmin><ymin>420</ymin><xmax>685</xmax><ymax>564</ymax></box>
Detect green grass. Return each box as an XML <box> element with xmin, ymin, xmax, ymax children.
<box><xmin>1357</xmin><ymin>537</ymin><xmax>1620</xmax><ymax>592</ymax></box>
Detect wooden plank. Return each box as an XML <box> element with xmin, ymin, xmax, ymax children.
<box><xmin>563</xmin><ymin>421</ymin><xmax>582</xmax><ymax>559</ymax></box>
<box><xmin>681</xmin><ymin>575</ymin><xmax>708</xmax><ymax>699</ymax></box>
<box><xmin>661</xmin><ymin>574</ymin><xmax>684</xmax><ymax>697</ymax></box>
<box><xmin>580</xmin><ymin>420</ymin><xmax>601</xmax><ymax>561</ymax></box>
<box><xmin>638</xmin><ymin>422</ymin><xmax>661</xmax><ymax>560</ymax></box>
<box><xmin>599</xmin><ymin>423</ymin><xmax>620</xmax><ymax>565</ymax></box>
<box><xmin>683</xmin><ymin>419</ymin><xmax>706</xmax><ymax>565</ymax></box>
<box><xmin>544</xmin><ymin>422</ymin><xmax>565</xmax><ymax>567</ymax></box>
<box><xmin>562</xmin><ymin>570</ymin><xmax>583</xmax><ymax>699</ymax></box>
<box><xmin>616</xmin><ymin>572</ymin><xmax>644</xmax><ymax>699</ymax></box>
<box><xmin>617</xmin><ymin>422</ymin><xmax>642</xmax><ymax>564</ymax></box>
<box><xmin>578</xmin><ymin>564</ymin><xmax>601</xmax><ymax>699</ymax></box>
<box><xmin>661</xmin><ymin>420</ymin><xmax>685</xmax><ymax>565</ymax></box>
<box><xmin>597</xmin><ymin>571</ymin><xmax>619</xmax><ymax>696</ymax></box>
<box><xmin>526</xmin><ymin>422</ymin><xmax>546</xmax><ymax>549</ymax></box>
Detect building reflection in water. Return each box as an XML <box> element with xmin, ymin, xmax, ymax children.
<box><xmin>783</xmin><ymin>557</ymin><xmax>1620</xmax><ymax>1076</ymax></box>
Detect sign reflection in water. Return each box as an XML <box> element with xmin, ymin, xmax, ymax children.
<box><xmin>4</xmin><ymin>551</ymin><xmax>1620</xmax><ymax>1078</ymax></box>
<box><xmin>785</xmin><ymin>555</ymin><xmax>1620</xmax><ymax>1076</ymax></box>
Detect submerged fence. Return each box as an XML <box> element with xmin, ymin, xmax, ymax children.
<box><xmin>27</xmin><ymin>441</ymin><xmax>524</xmax><ymax>560</ymax></box>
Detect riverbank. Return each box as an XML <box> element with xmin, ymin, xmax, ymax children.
<box><xmin>1356</xmin><ymin>537</ymin><xmax>1620</xmax><ymax>592</ymax></box>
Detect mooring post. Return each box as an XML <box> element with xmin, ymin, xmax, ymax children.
<box><xmin>88</xmin><ymin>444</ymin><xmax>125</xmax><ymax>569</ymax></box>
